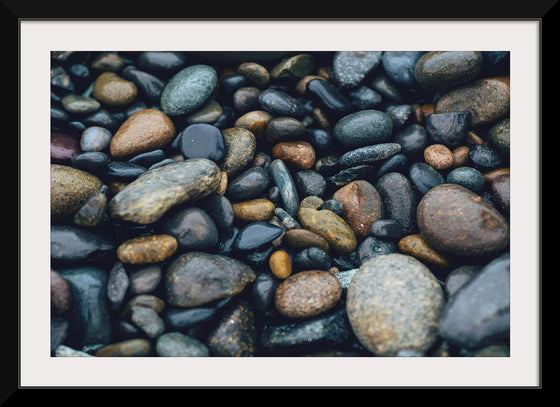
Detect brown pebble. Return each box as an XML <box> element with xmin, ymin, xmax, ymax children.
<box><xmin>312</xmin><ymin>107</ymin><xmax>332</xmax><ymax>130</ymax></box>
<box><xmin>420</xmin><ymin>104</ymin><xmax>435</xmax><ymax>121</ymax></box>
<box><xmin>274</xmin><ymin>270</ymin><xmax>342</xmax><ymax>319</ymax></box>
<box><xmin>283</xmin><ymin>228</ymin><xmax>330</xmax><ymax>253</ymax></box>
<box><xmin>328</xmin><ymin>267</ymin><xmax>340</xmax><ymax>274</ymax></box>
<box><xmin>332</xmin><ymin>180</ymin><xmax>384</xmax><ymax>240</ymax></box>
<box><xmin>237</xmin><ymin>62</ymin><xmax>270</xmax><ymax>88</ymax></box>
<box><xmin>483</xmin><ymin>167</ymin><xmax>510</xmax><ymax>184</ymax></box>
<box><xmin>117</xmin><ymin>234</ymin><xmax>178</xmax><ymax>265</ymax></box>
<box><xmin>269</xmin><ymin>250</ymin><xmax>292</xmax><ymax>279</ymax></box>
<box><xmin>398</xmin><ymin>234</ymin><xmax>451</xmax><ymax>268</ymax></box>
<box><xmin>317</xmin><ymin>66</ymin><xmax>331</xmax><ymax>79</ymax></box>
<box><xmin>234</xmin><ymin>110</ymin><xmax>272</xmax><ymax>140</ymax></box>
<box><xmin>51</xmin><ymin>270</ymin><xmax>71</xmax><ymax>315</ymax></box>
<box><xmin>95</xmin><ymin>339</ymin><xmax>151</xmax><ymax>357</ymax></box>
<box><xmin>489</xmin><ymin>173</ymin><xmax>510</xmax><ymax>216</ymax></box>
<box><xmin>423</xmin><ymin>144</ymin><xmax>454</xmax><ymax>170</ymax></box>
<box><xmin>452</xmin><ymin>145</ymin><xmax>470</xmax><ymax>168</ymax></box>
<box><xmin>272</xmin><ymin>141</ymin><xmax>316</xmax><ymax>170</ymax></box>
<box><xmin>232</xmin><ymin>198</ymin><xmax>276</xmax><ymax>222</ymax></box>
<box><xmin>122</xmin><ymin>294</ymin><xmax>166</xmax><ymax>316</ymax></box>
<box><xmin>92</xmin><ymin>71</ymin><xmax>137</xmax><ymax>106</ymax></box>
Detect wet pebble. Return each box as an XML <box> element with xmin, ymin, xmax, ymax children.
<box><xmin>158</xmin><ymin>207</ymin><xmax>218</xmax><ymax>250</ymax></box>
<box><xmin>375</xmin><ymin>172</ymin><xmax>417</xmax><ymax>235</ymax></box>
<box><xmin>370</xmin><ymin>219</ymin><xmax>403</xmax><ymax>240</ymax></box>
<box><xmin>156</xmin><ymin>332</ymin><xmax>209</xmax><ymax>357</ymax></box>
<box><xmin>338</xmin><ymin>143</ymin><xmax>401</xmax><ymax>167</ymax></box>
<box><xmin>220</xmin><ymin>127</ymin><xmax>256</xmax><ymax>176</ymax></box>
<box><xmin>226</xmin><ymin>166</ymin><xmax>270</xmax><ymax>202</ymax></box>
<box><xmin>425</xmin><ymin>111</ymin><xmax>472</xmax><ymax>148</ymax></box>
<box><xmin>117</xmin><ymin>234</ymin><xmax>177</xmax><ymax>265</ymax></box>
<box><xmin>409</xmin><ymin>162</ymin><xmax>445</xmax><ymax>195</ymax></box>
<box><xmin>258</xmin><ymin>88</ymin><xmax>306</xmax><ymax>118</ymax></box>
<box><xmin>93</xmin><ymin>72</ymin><xmax>137</xmax><ymax>106</ymax></box>
<box><xmin>283</xmin><ymin>228</ymin><xmax>330</xmax><ymax>253</ymax></box>
<box><xmin>414</xmin><ymin>51</ymin><xmax>483</xmax><ymax>90</ymax></box>
<box><xmin>177</xmin><ymin>123</ymin><xmax>226</xmax><ymax>163</ymax></box>
<box><xmin>293</xmin><ymin>247</ymin><xmax>331</xmax><ymax>271</ymax></box>
<box><xmin>446</xmin><ymin>166</ymin><xmax>485</xmax><ymax>193</ymax></box>
<box><xmin>332</xmin><ymin>109</ymin><xmax>393</xmax><ymax>148</ymax></box>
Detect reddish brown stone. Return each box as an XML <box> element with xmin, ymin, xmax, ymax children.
<box><xmin>51</xmin><ymin>270</ymin><xmax>71</xmax><ymax>315</ymax></box>
<box><xmin>272</xmin><ymin>141</ymin><xmax>316</xmax><ymax>170</ymax></box>
<box><xmin>424</xmin><ymin>144</ymin><xmax>454</xmax><ymax>170</ymax></box>
<box><xmin>51</xmin><ymin>131</ymin><xmax>80</xmax><ymax>164</ymax></box>
<box><xmin>452</xmin><ymin>145</ymin><xmax>470</xmax><ymax>168</ymax></box>
<box><xmin>332</xmin><ymin>180</ymin><xmax>384</xmax><ymax>240</ymax></box>
<box><xmin>483</xmin><ymin>168</ymin><xmax>510</xmax><ymax>184</ymax></box>
<box><xmin>234</xmin><ymin>110</ymin><xmax>272</xmax><ymax>140</ymax></box>
<box><xmin>283</xmin><ymin>228</ymin><xmax>330</xmax><ymax>253</ymax></box>
<box><xmin>398</xmin><ymin>234</ymin><xmax>451</xmax><ymax>268</ymax></box>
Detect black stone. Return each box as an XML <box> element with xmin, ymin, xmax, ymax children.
<box><xmin>314</xmin><ymin>155</ymin><xmax>341</xmax><ymax>177</ymax></box>
<box><xmin>128</xmin><ymin>149</ymin><xmax>166</xmax><ymax>168</ymax></box>
<box><xmin>306</xmin><ymin>78</ymin><xmax>351</xmax><ymax>116</ymax></box>
<box><xmin>294</xmin><ymin>170</ymin><xmax>327</xmax><ymax>198</ymax></box>
<box><xmin>71</xmin><ymin>152</ymin><xmax>110</xmax><ymax>176</ymax></box>
<box><xmin>106</xmin><ymin>161</ymin><xmax>147</xmax><ymax>182</ymax></box>
<box><xmin>393</xmin><ymin>124</ymin><xmax>429</xmax><ymax>157</ymax></box>
<box><xmin>68</xmin><ymin>63</ymin><xmax>92</xmax><ymax>92</ymax></box>
<box><xmin>158</xmin><ymin>207</ymin><xmax>218</xmax><ymax>251</ymax></box>
<box><xmin>122</xmin><ymin>65</ymin><xmax>166</xmax><ymax>103</ymax></box>
<box><xmin>318</xmin><ymin>199</ymin><xmax>345</xmax><ymax>216</ymax></box>
<box><xmin>51</xmin><ymin>225</ymin><xmax>116</xmax><ymax>266</ymax></box>
<box><xmin>370</xmin><ymin>219</ymin><xmax>403</xmax><ymax>240</ymax></box>
<box><xmin>218</xmin><ymin>74</ymin><xmax>247</xmax><ymax>103</ymax></box>
<box><xmin>178</xmin><ymin>123</ymin><xmax>226</xmax><ymax>163</ymax></box>
<box><xmin>164</xmin><ymin>305</ymin><xmax>219</xmax><ymax>330</ymax></box>
<box><xmin>356</xmin><ymin>236</ymin><xmax>398</xmax><ymax>265</ymax></box>
<box><xmin>258</xmin><ymin>88</ymin><xmax>307</xmax><ymax>118</ymax></box>
<box><xmin>347</xmin><ymin>86</ymin><xmax>382</xmax><ymax>110</ymax></box>
<box><xmin>233</xmin><ymin>221</ymin><xmax>283</xmax><ymax>252</ymax></box>
<box><xmin>65</xmin><ymin>121</ymin><xmax>87</xmax><ymax>136</ymax></box>
<box><xmin>250</xmin><ymin>271</ymin><xmax>279</xmax><ymax>313</ymax></box>
<box><xmin>468</xmin><ymin>144</ymin><xmax>504</xmax><ymax>170</ymax></box>
<box><xmin>217</xmin><ymin>226</ymin><xmax>239</xmax><ymax>256</ymax></box>
<box><xmin>82</xmin><ymin>109</ymin><xmax>120</xmax><ymax>131</ymax></box>
<box><xmin>51</xmin><ymin>317</ymin><xmax>69</xmax><ymax>353</ymax></box>
<box><xmin>386</xmin><ymin>104</ymin><xmax>414</xmax><ymax>128</ymax></box>
<box><xmin>338</xmin><ymin>143</ymin><xmax>401</xmax><ymax>168</ymax></box>
<box><xmin>148</xmin><ymin>158</ymin><xmax>176</xmax><ymax>171</ymax></box>
<box><xmin>409</xmin><ymin>162</ymin><xmax>444</xmax><ymax>195</ymax></box>
<box><xmin>293</xmin><ymin>247</ymin><xmax>332</xmax><ymax>271</ymax></box>
<box><xmin>226</xmin><ymin>167</ymin><xmax>270</xmax><ymax>202</ymax></box>
<box><xmin>137</xmin><ymin>51</ymin><xmax>188</xmax><ymax>77</ymax></box>
<box><xmin>425</xmin><ymin>111</ymin><xmax>472</xmax><ymax>148</ymax></box>
<box><xmin>326</xmin><ymin>165</ymin><xmax>375</xmax><ymax>191</ymax></box>
<box><xmin>125</xmin><ymin>101</ymin><xmax>148</xmax><ymax>118</ymax></box>
<box><xmin>381</xmin><ymin>51</ymin><xmax>425</xmax><ymax>86</ymax></box>
<box><xmin>212</xmin><ymin>105</ymin><xmax>237</xmax><ymax>129</ymax></box>
<box><xmin>198</xmin><ymin>194</ymin><xmax>235</xmax><ymax>231</ymax></box>
<box><xmin>51</xmin><ymin>66</ymin><xmax>75</xmax><ymax>94</ymax></box>
<box><xmin>372</xmin><ymin>153</ymin><xmax>408</xmax><ymax>181</ymax></box>
<box><xmin>369</xmin><ymin>72</ymin><xmax>403</xmax><ymax>103</ymax></box>
<box><xmin>51</xmin><ymin>106</ymin><xmax>71</xmax><ymax>125</ymax></box>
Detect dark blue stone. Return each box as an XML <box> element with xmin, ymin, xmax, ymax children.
<box><xmin>338</xmin><ymin>143</ymin><xmax>401</xmax><ymax>167</ymax></box>
<box><xmin>51</xmin><ymin>66</ymin><xmax>75</xmax><ymax>94</ymax></box>
<box><xmin>164</xmin><ymin>306</ymin><xmax>218</xmax><ymax>330</ymax></box>
<box><xmin>137</xmin><ymin>51</ymin><xmax>188</xmax><ymax>77</ymax></box>
<box><xmin>425</xmin><ymin>111</ymin><xmax>472</xmax><ymax>147</ymax></box>
<box><xmin>369</xmin><ymin>72</ymin><xmax>403</xmax><ymax>103</ymax></box>
<box><xmin>446</xmin><ymin>166</ymin><xmax>485</xmax><ymax>193</ymax></box>
<box><xmin>270</xmin><ymin>159</ymin><xmax>300</xmax><ymax>217</ymax></box>
<box><xmin>258</xmin><ymin>88</ymin><xmax>307</xmax><ymax>118</ymax></box>
<box><xmin>199</xmin><ymin>194</ymin><xmax>235</xmax><ymax>231</ymax></box>
<box><xmin>212</xmin><ymin>105</ymin><xmax>237</xmax><ymax>129</ymax></box>
<box><xmin>303</xmin><ymin>128</ymin><xmax>333</xmax><ymax>154</ymax></box>
<box><xmin>372</xmin><ymin>153</ymin><xmax>408</xmax><ymax>180</ymax></box>
<box><xmin>51</xmin><ymin>106</ymin><xmax>70</xmax><ymax>125</ymax></box>
<box><xmin>233</xmin><ymin>221</ymin><xmax>283</xmax><ymax>252</ymax></box>
<box><xmin>57</xmin><ymin>267</ymin><xmax>112</xmax><ymax>349</ymax></box>
<box><xmin>240</xmin><ymin>243</ymin><xmax>276</xmax><ymax>267</ymax></box>
<box><xmin>122</xmin><ymin>65</ymin><xmax>165</xmax><ymax>103</ymax></box>
<box><xmin>106</xmin><ymin>161</ymin><xmax>147</xmax><ymax>181</ymax></box>
<box><xmin>128</xmin><ymin>149</ymin><xmax>166</xmax><ymax>168</ymax></box>
<box><xmin>217</xmin><ymin>226</ymin><xmax>239</xmax><ymax>255</ymax></box>
<box><xmin>332</xmin><ymin>51</ymin><xmax>382</xmax><ymax>89</ymax></box>
<box><xmin>217</xmin><ymin>74</ymin><xmax>247</xmax><ymax>102</ymax></box>
<box><xmin>306</xmin><ymin>78</ymin><xmax>351</xmax><ymax>116</ymax></box>
<box><xmin>314</xmin><ymin>155</ymin><xmax>341</xmax><ymax>177</ymax></box>
<box><xmin>226</xmin><ymin>167</ymin><xmax>270</xmax><ymax>202</ymax></box>
<box><xmin>251</xmin><ymin>272</ymin><xmax>279</xmax><ymax>313</ymax></box>
<box><xmin>356</xmin><ymin>235</ymin><xmax>398</xmax><ymax>265</ymax></box>
<box><xmin>148</xmin><ymin>158</ymin><xmax>176</xmax><ymax>171</ymax></box>
<box><xmin>68</xmin><ymin>63</ymin><xmax>92</xmax><ymax>91</ymax></box>
<box><xmin>468</xmin><ymin>144</ymin><xmax>504</xmax><ymax>170</ymax></box>
<box><xmin>71</xmin><ymin>151</ymin><xmax>109</xmax><ymax>176</ymax></box>
<box><xmin>51</xmin><ymin>225</ymin><xmax>116</xmax><ymax>266</ymax></box>
<box><xmin>318</xmin><ymin>199</ymin><xmax>345</xmax><ymax>216</ymax></box>
<box><xmin>394</xmin><ymin>124</ymin><xmax>429</xmax><ymax>157</ymax></box>
<box><xmin>293</xmin><ymin>247</ymin><xmax>332</xmax><ymax>271</ymax></box>
<box><xmin>381</xmin><ymin>51</ymin><xmax>425</xmax><ymax>86</ymax></box>
<box><xmin>82</xmin><ymin>109</ymin><xmax>120</xmax><ymax>130</ymax></box>
<box><xmin>125</xmin><ymin>101</ymin><xmax>148</xmax><ymax>118</ymax></box>
<box><xmin>347</xmin><ymin>86</ymin><xmax>382</xmax><ymax>110</ymax></box>
<box><xmin>178</xmin><ymin>123</ymin><xmax>226</xmax><ymax>163</ymax></box>
<box><xmin>409</xmin><ymin>162</ymin><xmax>444</xmax><ymax>195</ymax></box>
<box><xmin>65</xmin><ymin>121</ymin><xmax>87</xmax><ymax>136</ymax></box>
<box><xmin>370</xmin><ymin>219</ymin><xmax>403</xmax><ymax>240</ymax></box>
<box><xmin>385</xmin><ymin>104</ymin><xmax>414</xmax><ymax>128</ymax></box>
<box><xmin>294</xmin><ymin>170</ymin><xmax>326</xmax><ymax>198</ymax></box>
<box><xmin>326</xmin><ymin>165</ymin><xmax>375</xmax><ymax>191</ymax></box>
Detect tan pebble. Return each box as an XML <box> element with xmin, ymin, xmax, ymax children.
<box><xmin>232</xmin><ymin>199</ymin><xmax>275</xmax><ymax>222</ymax></box>
<box><xmin>269</xmin><ymin>250</ymin><xmax>292</xmax><ymax>279</ymax></box>
<box><xmin>420</xmin><ymin>104</ymin><xmax>435</xmax><ymax>121</ymax></box>
<box><xmin>317</xmin><ymin>66</ymin><xmax>331</xmax><ymax>79</ymax></box>
<box><xmin>122</xmin><ymin>294</ymin><xmax>166</xmax><ymax>316</ymax></box>
<box><xmin>424</xmin><ymin>144</ymin><xmax>454</xmax><ymax>170</ymax></box>
<box><xmin>398</xmin><ymin>234</ymin><xmax>451</xmax><ymax>268</ymax></box>
<box><xmin>234</xmin><ymin>110</ymin><xmax>272</xmax><ymax>140</ymax></box>
<box><xmin>217</xmin><ymin>171</ymin><xmax>228</xmax><ymax>195</ymax></box>
<box><xmin>283</xmin><ymin>228</ymin><xmax>330</xmax><ymax>253</ymax></box>
<box><xmin>299</xmin><ymin>195</ymin><xmax>324</xmax><ymax>210</ymax></box>
<box><xmin>237</xmin><ymin>62</ymin><xmax>270</xmax><ymax>87</ymax></box>
<box><xmin>452</xmin><ymin>145</ymin><xmax>470</xmax><ymax>168</ymax></box>
<box><xmin>93</xmin><ymin>72</ymin><xmax>137</xmax><ymax>106</ymax></box>
<box><xmin>95</xmin><ymin>339</ymin><xmax>151</xmax><ymax>357</ymax></box>
<box><xmin>117</xmin><ymin>234</ymin><xmax>178</xmax><ymax>265</ymax></box>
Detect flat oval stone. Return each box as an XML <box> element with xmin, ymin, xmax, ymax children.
<box><xmin>234</xmin><ymin>110</ymin><xmax>272</xmax><ymax>140</ymax></box>
<box><xmin>51</xmin><ymin>225</ymin><xmax>116</xmax><ymax>265</ymax></box>
<box><xmin>338</xmin><ymin>143</ymin><xmax>401</xmax><ymax>167</ymax></box>
<box><xmin>435</xmin><ymin>77</ymin><xmax>510</xmax><ymax>126</ymax></box>
<box><xmin>220</xmin><ymin>127</ymin><xmax>256</xmax><ymax>176</ymax></box>
<box><xmin>375</xmin><ymin>172</ymin><xmax>418</xmax><ymax>235</ymax></box>
<box><xmin>51</xmin><ymin>164</ymin><xmax>103</xmax><ymax>222</ymax></box>
<box><xmin>117</xmin><ymin>234</ymin><xmax>178</xmax><ymax>265</ymax></box>
<box><xmin>468</xmin><ymin>144</ymin><xmax>503</xmax><ymax>171</ymax></box>
<box><xmin>370</xmin><ymin>219</ymin><xmax>403</xmax><ymax>240</ymax></box>
<box><xmin>95</xmin><ymin>339</ymin><xmax>151</xmax><ymax>357</ymax></box>
<box><xmin>332</xmin><ymin>180</ymin><xmax>384</xmax><ymax>240</ymax></box>
<box><xmin>232</xmin><ymin>198</ymin><xmax>275</xmax><ymax>222</ymax></box>
<box><xmin>160</xmin><ymin>64</ymin><xmax>218</xmax><ymax>116</ymax></box>
<box><xmin>332</xmin><ymin>51</ymin><xmax>382</xmax><ymax>89</ymax></box>
<box><xmin>266</xmin><ymin>117</ymin><xmax>306</xmax><ymax>143</ymax></box>
<box><xmin>275</xmin><ymin>270</ymin><xmax>342</xmax><ymax>319</ymax></box>
<box><xmin>284</xmin><ymin>228</ymin><xmax>330</xmax><ymax>253</ymax></box>
<box><xmin>137</xmin><ymin>51</ymin><xmax>188</xmax><ymax>76</ymax></box>
<box><xmin>417</xmin><ymin>183</ymin><xmax>510</xmax><ymax>256</ymax></box>
<box><xmin>226</xmin><ymin>166</ymin><xmax>270</xmax><ymax>202</ymax></box>
<box><xmin>439</xmin><ymin>253</ymin><xmax>510</xmax><ymax>348</ymax></box>
<box><xmin>71</xmin><ymin>152</ymin><xmax>110</xmax><ymax>176</ymax></box>
<box><xmin>233</xmin><ymin>87</ymin><xmax>261</xmax><ymax>113</ymax></box>
<box><xmin>397</xmin><ymin>234</ymin><xmax>451</xmax><ymax>268</ymax></box>
<box><xmin>80</xmin><ymin>126</ymin><xmax>112</xmax><ymax>152</ymax></box>
<box><xmin>258</xmin><ymin>88</ymin><xmax>306</xmax><ymax>118</ymax></box>
<box><xmin>425</xmin><ymin>111</ymin><xmax>472</xmax><ymax>148</ymax></box>
<box><xmin>446</xmin><ymin>166</ymin><xmax>485</xmax><ymax>193</ymax></box>
<box><xmin>233</xmin><ymin>221</ymin><xmax>283</xmax><ymax>251</ymax></box>
<box><xmin>165</xmin><ymin>252</ymin><xmax>256</xmax><ymax>307</ymax></box>
<box><xmin>108</xmin><ymin>159</ymin><xmax>221</xmax><ymax>224</ymax></box>
<box><xmin>346</xmin><ymin>253</ymin><xmax>445</xmax><ymax>356</ymax></box>
<box><xmin>489</xmin><ymin>173</ymin><xmax>510</xmax><ymax>216</ymax></box>
<box><xmin>92</xmin><ymin>72</ymin><xmax>137</xmax><ymax>106</ymax></box>
<box><xmin>177</xmin><ymin>123</ymin><xmax>226</xmax><ymax>163</ymax></box>
<box><xmin>187</xmin><ymin>99</ymin><xmax>223</xmax><ymax>124</ymax></box>
<box><xmin>106</xmin><ymin>161</ymin><xmax>147</xmax><ymax>182</ymax></box>
<box><xmin>332</xmin><ymin>109</ymin><xmax>393</xmax><ymax>148</ymax></box>
<box><xmin>270</xmin><ymin>159</ymin><xmax>300</xmax><ymax>217</ymax></box>
<box><xmin>414</xmin><ymin>51</ymin><xmax>483</xmax><ymax>90</ymax></box>
<box><xmin>298</xmin><ymin>206</ymin><xmax>357</xmax><ymax>254</ymax></box>
<box><xmin>156</xmin><ymin>332</ymin><xmax>209</xmax><ymax>357</ymax></box>
<box><xmin>57</xmin><ymin>267</ymin><xmax>112</xmax><ymax>348</ymax></box>
<box><xmin>158</xmin><ymin>207</ymin><xmax>218</xmax><ymax>250</ymax></box>
<box><xmin>128</xmin><ymin>265</ymin><xmax>162</xmax><ymax>295</ymax></box>
<box><xmin>272</xmin><ymin>141</ymin><xmax>316</xmax><ymax>170</ymax></box>
<box><xmin>61</xmin><ymin>95</ymin><xmax>101</xmax><ymax>114</ymax></box>
<box><xmin>110</xmin><ymin>109</ymin><xmax>176</xmax><ymax>159</ymax></box>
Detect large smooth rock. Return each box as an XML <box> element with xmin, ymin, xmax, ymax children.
<box><xmin>108</xmin><ymin>159</ymin><xmax>221</xmax><ymax>224</ymax></box>
<box><xmin>332</xmin><ymin>110</ymin><xmax>393</xmax><ymax>148</ymax></box>
<box><xmin>417</xmin><ymin>184</ymin><xmax>510</xmax><ymax>256</ymax></box>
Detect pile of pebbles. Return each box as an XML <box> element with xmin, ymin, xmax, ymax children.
<box><xmin>51</xmin><ymin>50</ymin><xmax>511</xmax><ymax>358</ymax></box>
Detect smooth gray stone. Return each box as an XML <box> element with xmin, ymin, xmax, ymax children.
<box><xmin>338</xmin><ymin>143</ymin><xmax>401</xmax><ymax>167</ymax></box>
<box><xmin>332</xmin><ymin>110</ymin><xmax>393</xmax><ymax>148</ymax></box>
<box><xmin>270</xmin><ymin>159</ymin><xmax>300</xmax><ymax>217</ymax></box>
<box><xmin>439</xmin><ymin>253</ymin><xmax>510</xmax><ymax>349</ymax></box>
<box><xmin>156</xmin><ymin>332</ymin><xmax>209</xmax><ymax>357</ymax></box>
<box><xmin>375</xmin><ymin>172</ymin><xmax>418</xmax><ymax>235</ymax></box>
